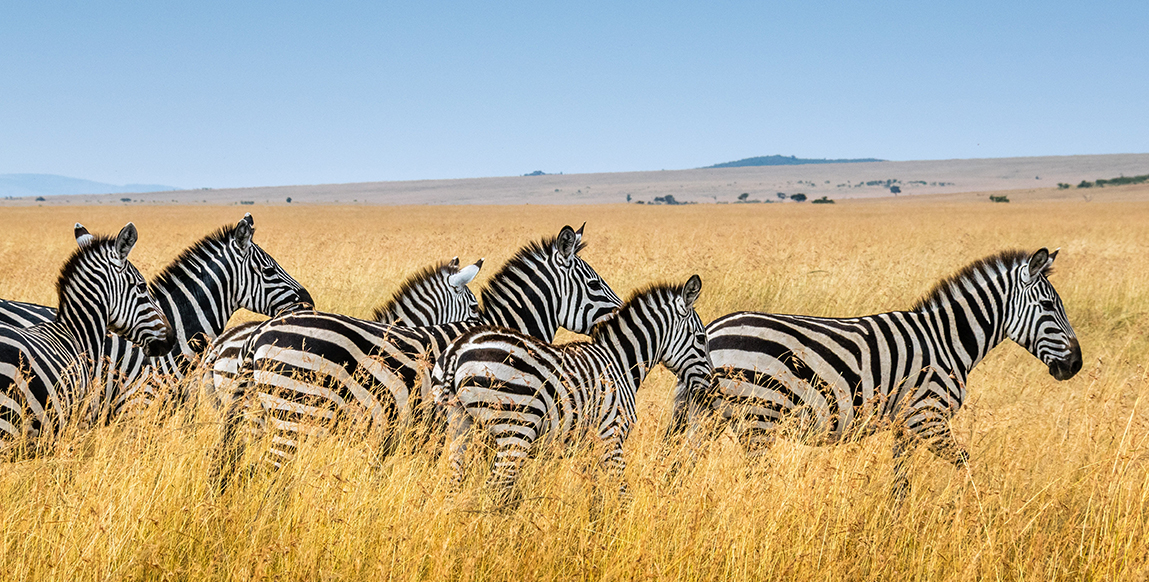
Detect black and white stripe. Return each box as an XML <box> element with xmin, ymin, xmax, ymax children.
<box><xmin>435</xmin><ymin>276</ymin><xmax>710</xmax><ymax>503</ymax></box>
<box><xmin>198</xmin><ymin>257</ymin><xmax>483</xmax><ymax>409</ymax></box>
<box><xmin>673</xmin><ymin>248</ymin><xmax>1082</xmax><ymax>493</ymax></box>
<box><xmin>211</xmin><ymin>224</ymin><xmax>622</xmax><ymax>488</ymax></box>
<box><xmin>0</xmin><ymin>214</ymin><xmax>313</xmax><ymax>417</ymax></box>
<box><xmin>0</xmin><ymin>223</ymin><xmax>175</xmax><ymax>445</ymax></box>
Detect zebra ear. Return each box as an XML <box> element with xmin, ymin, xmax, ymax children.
<box><xmin>234</xmin><ymin>216</ymin><xmax>254</xmax><ymax>253</ymax></box>
<box><xmin>1024</xmin><ymin>248</ymin><xmax>1050</xmax><ymax>283</ymax></box>
<box><xmin>449</xmin><ymin>256</ymin><xmax>460</xmax><ymax>268</ymax></box>
<box><xmin>574</xmin><ymin>222</ymin><xmax>586</xmax><ymax>244</ymax></box>
<box><xmin>113</xmin><ymin>222</ymin><xmax>138</xmax><ymax>264</ymax></box>
<box><xmin>449</xmin><ymin>258</ymin><xmax>483</xmax><ymax>287</ymax></box>
<box><xmin>682</xmin><ymin>275</ymin><xmax>702</xmax><ymax>310</ymax></box>
<box><xmin>243</xmin><ymin>213</ymin><xmax>254</xmax><ymax>227</ymax></box>
<box><xmin>74</xmin><ymin>223</ymin><xmax>94</xmax><ymax>247</ymax></box>
<box><xmin>556</xmin><ymin>225</ymin><xmax>578</xmax><ymax>263</ymax></box>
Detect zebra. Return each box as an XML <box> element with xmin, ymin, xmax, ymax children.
<box><xmin>199</xmin><ymin>256</ymin><xmax>484</xmax><ymax>409</ymax></box>
<box><xmin>211</xmin><ymin>224</ymin><xmax>622</xmax><ymax>489</ymax></box>
<box><xmin>434</xmin><ymin>275</ymin><xmax>710</xmax><ymax>505</ymax></box>
<box><xmin>0</xmin><ymin>223</ymin><xmax>175</xmax><ymax>447</ymax></box>
<box><xmin>0</xmin><ymin>214</ymin><xmax>313</xmax><ymax>417</ymax></box>
<box><xmin>670</xmin><ymin>248</ymin><xmax>1082</xmax><ymax>494</ymax></box>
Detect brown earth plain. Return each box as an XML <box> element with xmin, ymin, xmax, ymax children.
<box><xmin>1</xmin><ymin>179</ymin><xmax>1148</xmax><ymax>580</ymax></box>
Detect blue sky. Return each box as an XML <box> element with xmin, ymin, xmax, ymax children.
<box><xmin>2</xmin><ymin>1</ymin><xmax>1146</xmax><ymax>189</ymax></box>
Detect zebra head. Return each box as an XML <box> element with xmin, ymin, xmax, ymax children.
<box><xmin>231</xmin><ymin>214</ymin><xmax>314</xmax><ymax>315</ymax></box>
<box><xmin>662</xmin><ymin>275</ymin><xmax>713</xmax><ymax>396</ymax></box>
<box><xmin>1006</xmin><ymin>248</ymin><xmax>1082</xmax><ymax>381</ymax></box>
<box><xmin>552</xmin><ymin>223</ymin><xmax>623</xmax><ymax>334</ymax></box>
<box><xmin>89</xmin><ymin>223</ymin><xmax>176</xmax><ymax>357</ymax></box>
<box><xmin>373</xmin><ymin>257</ymin><xmax>484</xmax><ymax>326</ymax></box>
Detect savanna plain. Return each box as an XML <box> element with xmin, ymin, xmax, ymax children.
<box><xmin>0</xmin><ymin>199</ymin><xmax>1147</xmax><ymax>581</ymax></box>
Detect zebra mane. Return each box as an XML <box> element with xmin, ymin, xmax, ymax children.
<box><xmin>912</xmin><ymin>249</ymin><xmax>1048</xmax><ymax>312</ymax></box>
<box><xmin>479</xmin><ymin>233</ymin><xmax>588</xmax><ymax>308</ymax></box>
<box><xmin>583</xmin><ymin>282</ymin><xmax>682</xmax><ymax>341</ymax></box>
<box><xmin>56</xmin><ymin>234</ymin><xmax>117</xmax><ymax>308</ymax></box>
<box><xmin>149</xmin><ymin>224</ymin><xmax>239</xmax><ymax>295</ymax></box>
<box><xmin>371</xmin><ymin>259</ymin><xmax>459</xmax><ymax>321</ymax></box>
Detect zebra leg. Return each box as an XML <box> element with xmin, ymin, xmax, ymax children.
<box><xmin>919</xmin><ymin>421</ymin><xmax>969</xmax><ymax>468</ymax></box>
<box><xmin>663</xmin><ymin>380</ymin><xmax>692</xmax><ymax>441</ymax></box>
<box><xmin>891</xmin><ymin>430</ymin><xmax>918</xmax><ymax>500</ymax></box>
<box><xmin>601</xmin><ymin>436</ymin><xmax>632</xmax><ymax>504</ymax></box>
<box><xmin>210</xmin><ymin>396</ymin><xmax>249</xmax><ymax>495</ymax></box>
<box><xmin>664</xmin><ymin>401</ymin><xmax>724</xmax><ymax>483</ymax></box>
<box><xmin>485</xmin><ymin>433</ymin><xmax>531</xmax><ymax>510</ymax></box>
<box><xmin>444</xmin><ymin>403</ymin><xmax>474</xmax><ymax>497</ymax></box>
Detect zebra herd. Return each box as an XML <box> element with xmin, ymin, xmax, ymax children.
<box><xmin>0</xmin><ymin>214</ymin><xmax>1082</xmax><ymax>505</ymax></box>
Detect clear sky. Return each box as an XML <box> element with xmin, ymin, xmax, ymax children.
<box><xmin>2</xmin><ymin>1</ymin><xmax>1146</xmax><ymax>189</ymax></box>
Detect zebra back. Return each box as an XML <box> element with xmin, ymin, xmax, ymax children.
<box><xmin>0</xmin><ymin>223</ymin><xmax>174</xmax><ymax>442</ymax></box>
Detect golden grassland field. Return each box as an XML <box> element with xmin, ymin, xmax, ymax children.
<box><xmin>0</xmin><ymin>200</ymin><xmax>1147</xmax><ymax>581</ymax></box>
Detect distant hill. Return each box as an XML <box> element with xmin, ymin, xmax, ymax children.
<box><xmin>0</xmin><ymin>174</ymin><xmax>179</xmax><ymax>197</ymax></box>
<box><xmin>705</xmin><ymin>155</ymin><xmax>885</xmax><ymax>169</ymax></box>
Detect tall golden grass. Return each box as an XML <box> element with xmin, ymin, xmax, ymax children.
<box><xmin>0</xmin><ymin>200</ymin><xmax>1146</xmax><ymax>580</ymax></box>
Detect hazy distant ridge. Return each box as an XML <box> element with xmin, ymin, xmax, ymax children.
<box><xmin>705</xmin><ymin>155</ymin><xmax>885</xmax><ymax>168</ymax></box>
<box><xmin>0</xmin><ymin>174</ymin><xmax>179</xmax><ymax>197</ymax></box>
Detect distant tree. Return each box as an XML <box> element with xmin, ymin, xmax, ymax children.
<box><xmin>738</xmin><ymin>193</ymin><xmax>749</xmax><ymax>201</ymax></box>
<box><xmin>811</xmin><ymin>196</ymin><xmax>835</xmax><ymax>204</ymax></box>
<box><xmin>790</xmin><ymin>193</ymin><xmax>807</xmax><ymax>202</ymax></box>
<box><xmin>626</xmin><ymin>194</ymin><xmax>631</xmax><ymax>202</ymax></box>
<box><xmin>1077</xmin><ymin>180</ymin><xmax>1094</xmax><ymax>189</ymax></box>
<box><xmin>890</xmin><ymin>186</ymin><xmax>901</xmax><ymax>194</ymax></box>
<box><xmin>286</xmin><ymin>197</ymin><xmax>292</xmax><ymax>203</ymax></box>
<box><xmin>36</xmin><ymin>196</ymin><xmax>46</xmax><ymax>202</ymax></box>
<box><xmin>989</xmin><ymin>195</ymin><xmax>1010</xmax><ymax>203</ymax></box>
<box><xmin>120</xmin><ymin>197</ymin><xmax>130</xmax><ymax>202</ymax></box>
<box><xmin>776</xmin><ymin>192</ymin><xmax>787</xmax><ymax>200</ymax></box>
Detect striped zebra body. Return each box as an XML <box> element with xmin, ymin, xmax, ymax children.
<box><xmin>0</xmin><ymin>300</ymin><xmax>55</xmax><ymax>328</ymax></box>
<box><xmin>0</xmin><ymin>215</ymin><xmax>312</xmax><ymax>418</ymax></box>
<box><xmin>199</xmin><ymin>257</ymin><xmax>483</xmax><ymax>410</ymax></box>
<box><xmin>435</xmin><ymin>276</ymin><xmax>709</xmax><ymax>503</ymax></box>
<box><xmin>0</xmin><ymin>223</ymin><xmax>175</xmax><ymax>445</ymax></box>
<box><xmin>212</xmin><ymin>225</ymin><xmax>621</xmax><ymax>488</ymax></box>
<box><xmin>676</xmin><ymin>249</ymin><xmax>1082</xmax><ymax>492</ymax></box>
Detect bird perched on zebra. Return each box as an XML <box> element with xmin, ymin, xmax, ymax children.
<box><xmin>198</xmin><ymin>256</ymin><xmax>483</xmax><ymax>410</ymax></box>
<box><xmin>0</xmin><ymin>214</ymin><xmax>312</xmax><ymax>419</ymax></box>
<box><xmin>434</xmin><ymin>275</ymin><xmax>710</xmax><ymax>507</ymax></box>
<box><xmin>210</xmin><ymin>224</ymin><xmax>622</xmax><ymax>491</ymax></box>
<box><xmin>0</xmin><ymin>223</ymin><xmax>175</xmax><ymax>450</ymax></box>
<box><xmin>670</xmin><ymin>248</ymin><xmax>1082</xmax><ymax>495</ymax></box>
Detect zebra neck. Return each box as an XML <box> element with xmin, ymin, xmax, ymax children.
<box><xmin>479</xmin><ymin>288</ymin><xmax>558</xmax><ymax>342</ymax></box>
<box><xmin>151</xmin><ymin>258</ymin><xmax>237</xmax><ymax>359</ymax></box>
<box><xmin>55</xmin><ymin>289</ymin><xmax>110</xmax><ymax>369</ymax></box>
<box><xmin>916</xmin><ymin>276</ymin><xmax>1010</xmax><ymax>382</ymax></box>
<box><xmin>596</xmin><ymin>308</ymin><xmax>664</xmax><ymax>392</ymax></box>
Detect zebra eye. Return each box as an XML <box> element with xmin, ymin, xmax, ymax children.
<box><xmin>587</xmin><ymin>279</ymin><xmax>603</xmax><ymax>291</ymax></box>
<box><xmin>1039</xmin><ymin>300</ymin><xmax>1055</xmax><ymax>310</ymax></box>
